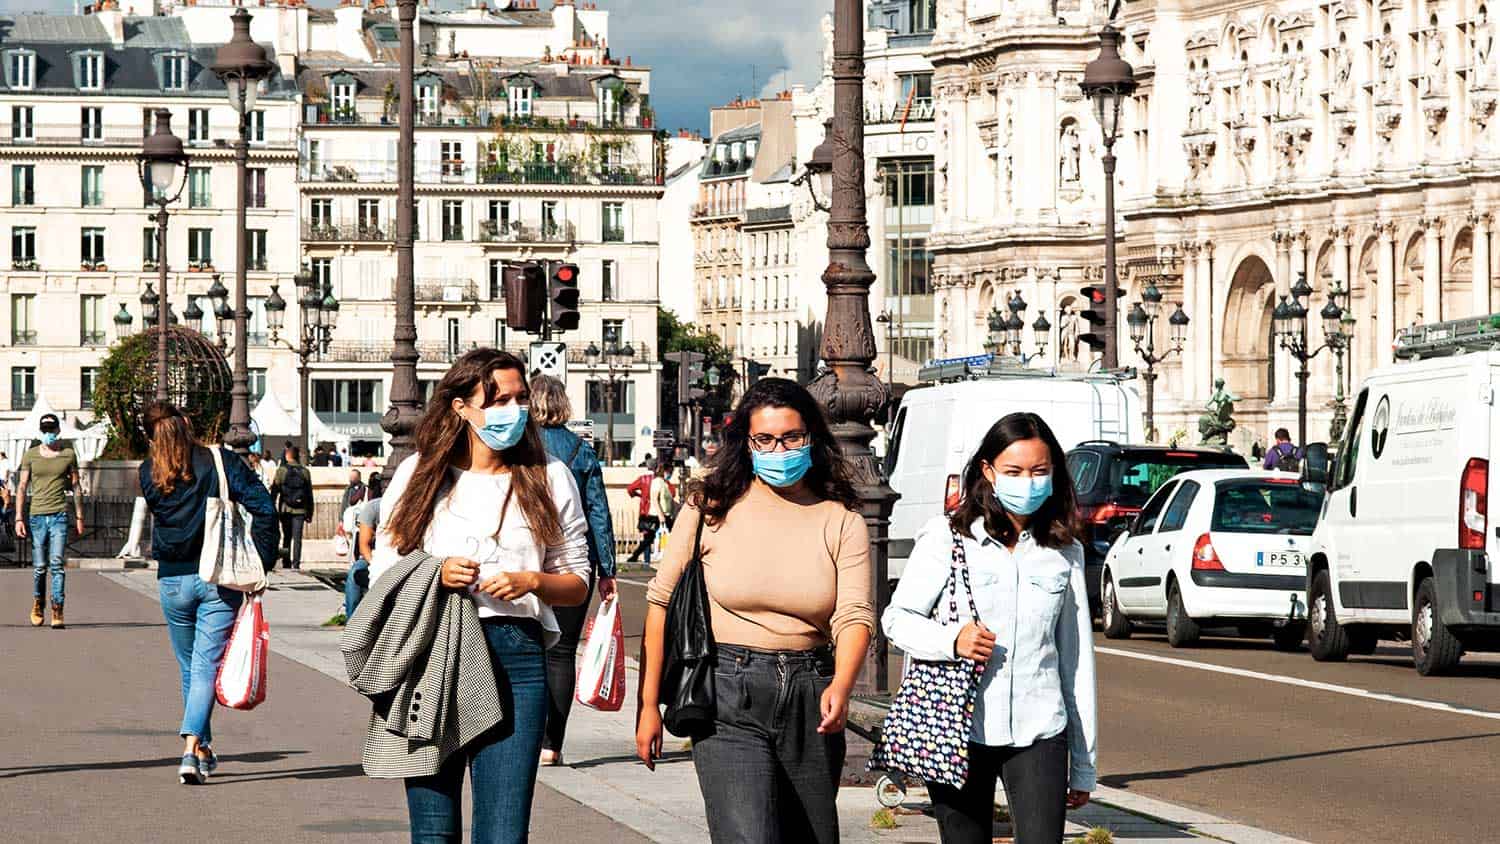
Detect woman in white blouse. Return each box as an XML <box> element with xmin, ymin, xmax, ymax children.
<box><xmin>370</xmin><ymin>348</ymin><xmax>590</xmax><ymax>844</ymax></box>
<box><xmin>883</xmin><ymin>412</ymin><xmax>1097</xmax><ymax>844</ymax></box>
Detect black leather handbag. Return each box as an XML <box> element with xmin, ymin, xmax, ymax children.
<box><xmin>661</xmin><ymin>514</ymin><xmax>716</xmax><ymax>737</ymax></box>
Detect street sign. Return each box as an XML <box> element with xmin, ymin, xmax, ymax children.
<box><xmin>565</xmin><ymin>419</ymin><xmax>595</xmax><ymax>444</ymax></box>
<box><xmin>653</xmin><ymin>428</ymin><xmax>676</xmax><ymax>450</ymax></box>
<box><xmin>529</xmin><ymin>341</ymin><xmax>567</xmax><ymax>378</ymax></box>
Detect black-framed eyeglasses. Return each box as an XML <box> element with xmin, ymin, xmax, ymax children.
<box><xmin>748</xmin><ymin>431</ymin><xmax>809</xmax><ymax>452</ymax></box>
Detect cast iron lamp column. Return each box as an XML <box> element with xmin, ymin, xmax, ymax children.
<box><xmin>1274</xmin><ymin>272</ymin><xmax>1349</xmax><ymax>447</ymax></box>
<box><xmin>136</xmin><ymin>110</ymin><xmax>189</xmax><ymax>401</ymax></box>
<box><xmin>585</xmin><ymin>341</ymin><xmax>637</xmax><ymax>464</ymax></box>
<box><xmin>265</xmin><ymin>265</ymin><xmax>339</xmax><ymax>454</ymax></box>
<box><xmin>1080</xmin><ymin>24</ymin><xmax>1137</xmax><ymax>370</ymax></box>
<box><xmin>382</xmin><ymin>0</ymin><xmax>422</xmax><ymax>467</ymax></box>
<box><xmin>1125</xmin><ymin>282</ymin><xmax>1190</xmax><ymax>443</ymax></box>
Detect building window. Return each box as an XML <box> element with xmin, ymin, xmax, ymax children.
<box><xmin>309</xmin><ymin>197</ymin><xmax>334</xmax><ymax>228</ymax></box>
<box><xmin>598</xmin><ymin>86</ymin><xmax>621</xmax><ymax>126</ymax></box>
<box><xmin>12</xmin><ymin>226</ymin><xmax>36</xmax><ymax>268</ymax></box>
<box><xmin>886</xmin><ymin>236</ymin><xmax>932</xmax><ymax>299</ymax></box>
<box><xmin>11</xmin><ymin>106</ymin><xmax>33</xmax><ymax>141</ymax></box>
<box><xmin>11</xmin><ymin>294</ymin><xmax>35</xmax><ymax>345</ymax></box>
<box><xmin>188</xmin><ymin>108</ymin><xmax>209</xmax><ymax>144</ymax></box>
<box><xmin>162</xmin><ymin>54</ymin><xmax>187</xmax><ymax>91</ymax></box>
<box><xmin>446</xmin><ymin>317</ymin><xmax>462</xmax><ymax>358</ymax></box>
<box><xmin>248</xmin><ymin>168</ymin><xmax>267</xmax><ymax>208</ymax></box>
<box><xmin>487</xmin><ymin>199</ymin><xmax>511</xmax><ymax>237</ymax></box>
<box><xmin>188</xmin><ymin>228</ymin><xmax>213</xmax><ymax>268</ymax></box>
<box><xmin>602</xmin><ymin>201</ymin><xmax>624</xmax><ymax>242</ymax></box>
<box><xmin>313</xmin><ymin>378</ymin><xmax>385</xmax><ymax>421</ymax></box>
<box><xmin>247</xmin><ymin>295</ymin><xmax>268</xmax><ymax>345</ymax></box>
<box><xmin>8</xmin><ymin>51</ymin><xmax>35</xmax><ymax>90</ymax></box>
<box><xmin>12</xmin><ymin>165</ymin><xmax>33</xmax><ymax>206</ymax></box>
<box><xmin>508</xmin><ymin>85</ymin><xmax>533</xmax><ymax>118</ymax></box>
<box><xmin>81</xmin><ymin>227</ymin><xmax>105</xmax><ymax>268</ymax></box>
<box><xmin>358</xmin><ymin>198</ymin><xmax>381</xmax><ymax>234</ymax></box>
<box><xmin>488</xmin><ymin>259</ymin><xmax>504</xmax><ymax>300</ymax></box>
<box><xmin>909</xmin><ymin>0</ymin><xmax>937</xmax><ymax>32</ymax></box>
<box><xmin>602</xmin><ymin>318</ymin><xmax>624</xmax><ymax>349</ymax></box>
<box><xmin>82</xmin><ymin>107</ymin><xmax>103</xmax><ymax>142</ymax></box>
<box><xmin>542</xmin><ymin>200</ymin><xmax>559</xmax><ymax>237</ymax></box>
<box><xmin>880</xmin><ymin>158</ymin><xmax>935</xmax><ymax>208</ymax></box>
<box><xmin>898</xmin><ymin>73</ymin><xmax>934</xmax><ymax>111</ymax></box>
<box><xmin>142</xmin><ymin>227</ymin><xmax>159</xmax><ymax>269</ymax></box>
<box><xmin>188</xmin><ymin>167</ymin><xmax>211</xmax><ymax>208</ymax></box>
<box><xmin>79</xmin><ymin>53</ymin><xmax>104</xmax><ymax>90</ymax></box>
<box><xmin>441</xmin><ymin>140</ymin><xmax>464</xmax><ymax>179</ymax></box>
<box><xmin>418</xmin><ymin>83</ymin><xmax>440</xmax><ymax>120</ymax></box>
<box><xmin>248</xmin><ymin>229</ymin><xmax>268</xmax><ymax>270</ymax></box>
<box><xmin>311</xmin><ymin>257</ymin><xmax>333</xmax><ymax>290</ymax></box>
<box><xmin>249</xmin><ymin>368</ymin><xmax>267</xmax><ymax>403</ymax></box>
<box><xmin>80</xmin><ymin>367</ymin><xmax>99</xmax><ymax>409</ymax></box>
<box><xmin>81</xmin><ymin>294</ymin><xmax>106</xmax><ymax>345</ymax></box>
<box><xmin>493</xmin><ymin>318</ymin><xmax>508</xmax><ymax>349</ymax></box>
<box><xmin>442</xmin><ymin>200</ymin><xmax>464</xmax><ymax>241</ymax></box>
<box><xmin>601</xmin><ymin>259</ymin><xmax>616</xmax><ymax>301</ymax></box>
<box><xmin>332</xmin><ymin>81</ymin><xmax>357</xmax><ymax>120</ymax></box>
<box><xmin>248</xmin><ymin>109</ymin><xmax>265</xmax><ymax>143</ymax></box>
<box><xmin>11</xmin><ymin>367</ymin><xmax>36</xmax><ymax>411</ymax></box>
<box><xmin>81</xmin><ymin>165</ymin><xmax>104</xmax><ymax>207</ymax></box>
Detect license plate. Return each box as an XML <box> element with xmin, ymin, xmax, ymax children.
<box><xmin>1258</xmin><ymin>551</ymin><xmax>1306</xmax><ymax>568</ymax></box>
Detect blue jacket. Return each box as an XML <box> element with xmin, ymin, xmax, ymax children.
<box><xmin>140</xmin><ymin>446</ymin><xmax>280</xmax><ymax>579</ymax></box>
<box><xmin>539</xmin><ymin>425</ymin><xmax>616</xmax><ymax>578</ymax></box>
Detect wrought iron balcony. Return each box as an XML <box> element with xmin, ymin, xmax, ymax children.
<box><xmin>477</xmin><ymin>219</ymin><xmax>576</xmax><ymax>244</ymax></box>
<box><xmin>415</xmin><ymin>280</ymin><xmax>480</xmax><ymax>304</ymax></box>
<box><xmin>12</xmin><ymin>330</ymin><xmax>37</xmax><ymax>345</ymax></box>
<box><xmin>10</xmin><ymin>392</ymin><xmax>36</xmax><ymax>411</ymax></box>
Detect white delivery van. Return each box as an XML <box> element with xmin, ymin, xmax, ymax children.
<box><xmin>883</xmin><ymin>368</ymin><xmax>1142</xmax><ymax>582</ymax></box>
<box><xmin>1306</xmin><ymin>317</ymin><xmax>1500</xmax><ymax>675</ymax></box>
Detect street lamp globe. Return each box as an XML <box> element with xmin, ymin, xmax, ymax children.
<box><xmin>183</xmin><ymin>296</ymin><xmax>205</xmax><ymax>326</ymax></box>
<box><xmin>212</xmin><ymin>8</ymin><xmax>274</xmax><ymax>116</ymax></box>
<box><xmin>206</xmin><ymin>273</ymin><xmax>229</xmax><ymax>314</ymax></box>
<box><xmin>1141</xmin><ymin>281</ymin><xmax>1163</xmax><ymax>320</ymax></box>
<box><xmin>1321</xmin><ymin>298</ymin><xmax>1344</xmax><ymax>341</ymax></box>
<box><xmin>987</xmin><ymin>308</ymin><xmax>1006</xmax><ymax>337</ymax></box>
<box><xmin>1290</xmin><ymin>272</ymin><xmax>1314</xmax><ymax>304</ymax></box>
<box><xmin>1008</xmin><ymin>290</ymin><xmax>1027</xmax><ymax>316</ymax></box>
<box><xmin>140</xmin><ymin>282</ymin><xmax>160</xmax><ymax>327</ymax></box>
<box><xmin>1126</xmin><ymin>302</ymin><xmax>1149</xmax><ymax>345</ymax></box>
<box><xmin>620</xmin><ymin>342</ymin><xmax>637</xmax><ymax>362</ymax></box>
<box><xmin>300</xmin><ymin>282</ymin><xmax>323</xmax><ymax>329</ymax></box>
<box><xmin>584</xmin><ymin>342</ymin><xmax>602</xmax><ymax>366</ymax></box>
<box><xmin>1032</xmin><ymin>312</ymin><xmax>1051</xmax><ymax>353</ymax></box>
<box><xmin>1005</xmin><ymin>312</ymin><xmax>1025</xmax><ymax>348</ymax></box>
<box><xmin>321</xmin><ymin>286</ymin><xmax>341</xmax><ymax>331</ymax></box>
<box><xmin>802</xmin><ymin>119</ymin><xmax>836</xmax><ymax>209</ymax></box>
<box><xmin>1168</xmin><ymin>304</ymin><xmax>1190</xmax><ymax>348</ymax></box>
<box><xmin>1080</xmin><ymin>24</ymin><xmax>1137</xmax><ymax>146</ymax></box>
<box><xmin>113</xmin><ymin>303</ymin><xmax>134</xmax><ymax>340</ymax></box>
<box><xmin>214</xmin><ymin>300</ymin><xmax>233</xmax><ymax>344</ymax></box>
<box><xmin>1272</xmin><ymin>296</ymin><xmax>1293</xmax><ymax>339</ymax></box>
<box><xmin>264</xmin><ymin>284</ymin><xmax>287</xmax><ymax>335</ymax></box>
<box><xmin>138</xmin><ymin>109</ymin><xmax>188</xmax><ymax>198</ymax></box>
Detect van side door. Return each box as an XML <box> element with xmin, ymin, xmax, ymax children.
<box><xmin>1323</xmin><ymin>389</ymin><xmax>1368</xmax><ymax>615</ymax></box>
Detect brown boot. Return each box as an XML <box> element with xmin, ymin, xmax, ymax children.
<box><xmin>50</xmin><ymin>602</ymin><xmax>64</xmax><ymax>630</ymax></box>
<box><xmin>29</xmin><ymin>598</ymin><xmax>43</xmax><ymax>627</ymax></box>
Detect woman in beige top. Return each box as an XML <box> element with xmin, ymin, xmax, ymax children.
<box><xmin>636</xmin><ymin>378</ymin><xmax>874</xmax><ymax>844</ymax></box>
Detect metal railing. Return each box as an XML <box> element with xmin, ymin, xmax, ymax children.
<box><xmin>602</xmin><ymin>226</ymin><xmax>626</xmax><ymax>243</ymax></box>
<box><xmin>691</xmin><ymin>201</ymin><xmax>745</xmax><ymax>218</ymax></box>
<box><xmin>1</xmin><ymin>496</ymin><xmax>144</xmax><ymax>567</ymax></box>
<box><xmin>477</xmin><ymin>219</ymin><xmax>576</xmax><ymax>243</ymax></box>
<box><xmin>866</xmin><ymin>98</ymin><xmax>936</xmax><ymax>124</ymax></box>
<box><xmin>12</xmin><ymin>190</ymin><xmax>33</xmax><ymax>205</ymax></box>
<box><xmin>323</xmin><ymin>340</ymin><xmax>483</xmax><ymax>364</ymax></box>
<box><xmin>0</xmin><ymin>124</ymin><xmax>296</xmax><ymax>149</ymax></box>
<box><xmin>12</xmin><ymin>330</ymin><xmax>36</xmax><ymax>346</ymax></box>
<box><xmin>415</xmin><ymin>280</ymin><xmax>479</xmax><ymax>303</ymax></box>
<box><xmin>301</xmin><ymin>221</ymin><xmax>392</xmax><ymax>243</ymax></box>
<box><xmin>567</xmin><ymin>342</ymin><xmax>653</xmax><ymax>365</ymax></box>
<box><xmin>10</xmin><ymin>392</ymin><xmax>36</xmax><ymax>411</ymax></box>
<box><xmin>11</xmin><ymin>259</ymin><xmax>37</xmax><ymax>271</ymax></box>
<box><xmin>80</xmin><ymin>330</ymin><xmax>106</xmax><ymax>345</ymax></box>
<box><xmin>81</xmin><ymin>191</ymin><xmax>104</xmax><ymax>207</ymax></box>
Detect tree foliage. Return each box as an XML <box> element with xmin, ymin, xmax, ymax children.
<box><xmin>93</xmin><ymin>331</ymin><xmax>230</xmax><ymax>459</ymax></box>
<box><xmin>657</xmin><ymin>308</ymin><xmax>736</xmax><ymax>426</ymax></box>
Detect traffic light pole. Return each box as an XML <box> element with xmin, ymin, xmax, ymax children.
<box><xmin>1102</xmin><ymin>145</ymin><xmax>1120</xmax><ymax>369</ymax></box>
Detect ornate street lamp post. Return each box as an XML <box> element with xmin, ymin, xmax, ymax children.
<box><xmin>265</xmin><ymin>264</ymin><xmax>339</xmax><ymax>453</ymax></box>
<box><xmin>800</xmin><ymin>0</ymin><xmax>898</xmax><ymax>695</ymax></box>
<box><xmin>382</xmin><ymin>0</ymin><xmax>423</xmax><ymax>467</ymax></box>
<box><xmin>585</xmin><ymin>341</ymin><xmax>638</xmax><ymax>464</ymax></box>
<box><xmin>1081</xmin><ymin>23</ymin><xmax>1137</xmax><ymax>370</ymax></box>
<box><xmin>1275</xmin><ymin>272</ymin><xmax>1350</xmax><ymax>446</ymax></box>
<box><xmin>985</xmin><ymin>290</ymin><xmax>1050</xmax><ymax>365</ymax></box>
<box><xmin>206</xmin><ymin>273</ymin><xmax>231</xmax><ymax>352</ymax></box>
<box><xmin>1329</xmin><ymin>284</ymin><xmax>1357</xmax><ymax>442</ymax></box>
<box><xmin>136</xmin><ymin>110</ymin><xmax>189</xmax><ymax>401</ymax></box>
<box><xmin>213</xmin><ymin>7</ymin><xmax>274</xmax><ymax>454</ymax></box>
<box><xmin>1126</xmin><ymin>282</ymin><xmax>1190</xmax><ymax>442</ymax></box>
<box><xmin>875</xmin><ymin>310</ymin><xmax>896</xmax><ymax>425</ymax></box>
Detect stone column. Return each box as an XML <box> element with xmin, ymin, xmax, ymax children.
<box><xmin>1273</xmin><ymin>229</ymin><xmax>1294</xmax><ymax>404</ymax></box>
<box><xmin>1179</xmin><ymin>242</ymin><xmax>1199</xmax><ymax>403</ymax></box>
<box><xmin>1196</xmin><ymin>241</ymin><xmax>1214</xmax><ymax>399</ymax></box>
<box><xmin>1472</xmin><ymin>211</ymin><xmax>1492</xmax><ymax>316</ymax></box>
<box><xmin>1423</xmin><ymin>217</ymin><xmax>1443</xmax><ymax>322</ymax></box>
<box><xmin>1377</xmin><ymin>221</ymin><xmax>1398</xmax><ymax>367</ymax></box>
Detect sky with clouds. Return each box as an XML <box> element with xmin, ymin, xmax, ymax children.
<box><xmin>22</xmin><ymin>0</ymin><xmax>825</xmax><ymax>134</ymax></box>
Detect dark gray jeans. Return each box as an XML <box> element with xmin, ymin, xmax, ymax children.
<box><xmin>691</xmin><ymin>643</ymin><xmax>844</xmax><ymax>844</ymax></box>
<box><xmin>928</xmin><ymin>733</ymin><xmax>1070</xmax><ymax>844</ymax></box>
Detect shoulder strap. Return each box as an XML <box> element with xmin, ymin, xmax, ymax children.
<box><xmin>691</xmin><ymin>508</ymin><xmax>707</xmax><ymax>562</ymax></box>
<box><xmin>947</xmin><ymin>528</ymin><xmax>981</xmax><ymax>625</ymax></box>
<box><xmin>209</xmin><ymin>447</ymin><xmax>229</xmax><ymax>500</ymax></box>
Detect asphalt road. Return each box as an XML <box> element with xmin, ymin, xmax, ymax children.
<box><xmin>0</xmin><ymin>572</ymin><xmax>649</xmax><ymax>844</ymax></box>
<box><xmin>614</xmin><ymin>572</ymin><xmax>1500</xmax><ymax>844</ymax></box>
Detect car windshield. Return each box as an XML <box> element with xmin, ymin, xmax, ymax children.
<box><xmin>1210</xmin><ymin>481</ymin><xmax>1322</xmax><ymax>535</ymax></box>
<box><xmin>1107</xmin><ymin>453</ymin><xmax>1246</xmax><ymax>507</ymax></box>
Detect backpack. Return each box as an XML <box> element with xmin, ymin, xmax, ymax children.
<box><xmin>281</xmin><ymin>465</ymin><xmax>313</xmax><ymax>511</ymax></box>
<box><xmin>1272</xmin><ymin>444</ymin><xmax>1301</xmax><ymax>473</ymax></box>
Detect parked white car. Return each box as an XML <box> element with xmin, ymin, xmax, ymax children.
<box><xmin>1100</xmin><ymin>469</ymin><xmax>1321</xmax><ymax>650</ymax></box>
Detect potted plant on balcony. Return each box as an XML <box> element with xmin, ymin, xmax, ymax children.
<box><xmin>334</xmin><ymin>103</ymin><xmax>358</xmax><ymax>123</ymax></box>
<box><xmin>381</xmin><ymin>81</ymin><xmax>397</xmax><ymax>124</ymax></box>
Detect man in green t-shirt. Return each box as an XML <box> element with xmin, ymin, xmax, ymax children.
<box><xmin>14</xmin><ymin>414</ymin><xmax>84</xmax><ymax>629</ymax></box>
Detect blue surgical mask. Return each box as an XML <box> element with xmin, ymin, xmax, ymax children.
<box><xmin>992</xmin><ymin>473</ymin><xmax>1053</xmax><ymax>516</ymax></box>
<box><xmin>41</xmin><ymin>432</ymin><xmax>59</xmax><ymax>447</ymax></box>
<box><xmin>752</xmin><ymin>445</ymin><xmax>813</xmax><ymax>488</ymax></box>
<box><xmin>470</xmin><ymin>404</ymin><xmax>528</xmax><ymax>452</ymax></box>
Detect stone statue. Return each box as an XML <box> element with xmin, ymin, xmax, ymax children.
<box><xmin>1198</xmin><ymin>377</ymin><xmax>1240</xmax><ymax>447</ymax></box>
<box><xmin>1059</xmin><ymin>307</ymin><xmax>1078</xmax><ymax>360</ymax></box>
<box><xmin>1277</xmin><ymin>54</ymin><xmax>1295</xmax><ymax>116</ymax></box>
<box><xmin>1187</xmin><ymin>68</ymin><xmax>1204</xmax><ymax>130</ymax></box>
<box><xmin>1060</xmin><ymin>122</ymin><xmax>1081</xmax><ymax>183</ymax></box>
<box><xmin>1428</xmin><ymin>28</ymin><xmax>1446</xmax><ymax>94</ymax></box>
<box><xmin>1379</xmin><ymin>30</ymin><xmax>1399</xmax><ymax>101</ymax></box>
<box><xmin>1334</xmin><ymin>38</ymin><xmax>1354</xmax><ymax>105</ymax></box>
<box><xmin>1475</xmin><ymin>8</ymin><xmax>1494</xmax><ymax>88</ymax></box>
<box><xmin>1290</xmin><ymin>52</ymin><xmax>1308</xmax><ymax>115</ymax></box>
<box><xmin>1238</xmin><ymin>59</ymin><xmax>1253</xmax><ymax>122</ymax></box>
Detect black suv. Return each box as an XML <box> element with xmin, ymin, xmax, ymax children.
<box><xmin>1065</xmin><ymin>442</ymin><xmax>1249</xmax><ymax>613</ymax></box>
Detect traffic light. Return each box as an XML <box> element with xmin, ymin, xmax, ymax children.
<box><xmin>1077</xmin><ymin>285</ymin><xmax>1109</xmax><ymax>355</ymax></box>
<box><xmin>549</xmin><ymin>262</ymin><xmax>581</xmax><ymax>332</ymax></box>
<box><xmin>684</xmin><ymin>351</ymin><xmax>706</xmax><ymax>402</ymax></box>
<box><xmin>502</xmin><ymin>262</ymin><xmax>545</xmax><ymax>334</ymax></box>
<box><xmin>746</xmin><ymin>359</ymin><xmax>771</xmax><ymax>385</ymax></box>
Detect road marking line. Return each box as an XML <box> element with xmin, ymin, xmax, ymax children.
<box><xmin>1097</xmin><ymin>646</ymin><xmax>1500</xmax><ymax>722</ymax></box>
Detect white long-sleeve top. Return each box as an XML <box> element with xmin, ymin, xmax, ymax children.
<box><xmin>882</xmin><ymin>515</ymin><xmax>1098</xmax><ymax>791</ymax></box>
<box><xmin>369</xmin><ymin>454</ymin><xmax>591</xmax><ymax>648</ymax></box>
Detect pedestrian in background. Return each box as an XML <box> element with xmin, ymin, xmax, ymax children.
<box><xmin>13</xmin><ymin>414</ymin><xmax>83</xmax><ymax>629</ymax></box>
<box><xmin>884</xmin><ymin>412</ymin><xmax>1096</xmax><ymax>844</ymax></box>
<box><xmin>271</xmin><ymin>445</ymin><xmax>314</xmax><ymax>570</ymax></box>
<box><xmin>369</xmin><ymin>349</ymin><xmax>589</xmax><ymax>843</ymax></box>
<box><xmin>341</xmin><ymin>469</ymin><xmax>368</xmax><ymax>513</ymax></box>
<box><xmin>625</xmin><ymin>459</ymin><xmax>659</xmax><ymax>563</ymax></box>
<box><xmin>651</xmin><ymin>459</ymin><xmax>675</xmax><ymax>532</ymax></box>
<box><xmin>1263</xmin><ymin>428</ymin><xmax>1301</xmax><ymax>471</ymax></box>
<box><xmin>343</xmin><ymin>472</ymin><xmax>383</xmax><ymax>620</ymax></box>
<box><xmin>529</xmin><ymin>374</ymin><xmax>617</xmax><ymax>765</ymax></box>
<box><xmin>139</xmin><ymin>402</ymin><xmax>278</xmax><ymax>785</ymax></box>
<box><xmin>637</xmin><ymin>378</ymin><xmax>873</xmax><ymax>844</ymax></box>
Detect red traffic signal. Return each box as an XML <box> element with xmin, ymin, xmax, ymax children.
<box><xmin>1077</xmin><ymin>284</ymin><xmax>1109</xmax><ymax>352</ymax></box>
<box><xmin>549</xmin><ymin>262</ymin><xmax>581</xmax><ymax>332</ymax></box>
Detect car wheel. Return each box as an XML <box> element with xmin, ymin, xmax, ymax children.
<box><xmin>1307</xmin><ymin>570</ymin><xmax>1350</xmax><ymax>662</ymax></box>
<box><xmin>1101</xmin><ymin>573</ymin><xmax>1132</xmax><ymax>640</ymax></box>
<box><xmin>1413</xmin><ymin>576</ymin><xmax>1463</xmax><ymax>676</ymax></box>
<box><xmin>1272</xmin><ymin>622</ymin><xmax>1306</xmax><ymax>652</ymax></box>
<box><xmin>1165</xmin><ymin>582</ymin><xmax>1200</xmax><ymax>648</ymax></box>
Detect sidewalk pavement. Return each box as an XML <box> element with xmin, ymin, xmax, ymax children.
<box><xmin>102</xmin><ymin>567</ymin><xmax>1311</xmax><ymax>844</ymax></box>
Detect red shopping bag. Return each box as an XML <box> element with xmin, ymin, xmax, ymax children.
<box><xmin>575</xmin><ymin>596</ymin><xmax>625</xmax><ymax>711</ymax></box>
<box><xmin>216</xmin><ymin>593</ymin><xmax>269</xmax><ymax>710</ymax></box>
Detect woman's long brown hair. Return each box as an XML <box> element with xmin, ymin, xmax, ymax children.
<box><xmin>144</xmin><ymin>401</ymin><xmax>196</xmax><ymax>496</ymax></box>
<box><xmin>385</xmin><ymin>348</ymin><xmax>563</xmax><ymax>555</ymax></box>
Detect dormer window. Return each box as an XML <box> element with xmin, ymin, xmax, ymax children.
<box><xmin>508</xmin><ymin>85</ymin><xmax>533</xmax><ymax>118</ymax></box>
<box><xmin>732</xmin><ymin>141</ymin><xmax>743</xmax><ymax>161</ymax></box>
<box><xmin>332</xmin><ymin>79</ymin><xmax>357</xmax><ymax>120</ymax></box>
<box><xmin>162</xmin><ymin>54</ymin><xmax>187</xmax><ymax>91</ymax></box>
<box><xmin>417</xmin><ymin>80</ymin><xmax>440</xmax><ymax>121</ymax></box>
<box><xmin>746</xmin><ymin>139</ymin><xmax>758</xmax><ymax>159</ymax></box>
<box><xmin>78</xmin><ymin>52</ymin><xmax>104</xmax><ymax>91</ymax></box>
<box><xmin>7</xmin><ymin>51</ymin><xmax>35</xmax><ymax>91</ymax></box>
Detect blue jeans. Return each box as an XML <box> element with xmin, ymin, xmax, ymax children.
<box><xmin>158</xmin><ymin>574</ymin><xmax>243</xmax><ymax>745</ymax></box>
<box><xmin>406</xmin><ymin>618</ymin><xmax>548</xmax><ymax>844</ymax></box>
<box><xmin>29</xmin><ymin>512</ymin><xmax>67</xmax><ymax>603</ymax></box>
<box><xmin>344</xmin><ymin>558</ymin><xmax>370</xmax><ymax>620</ymax></box>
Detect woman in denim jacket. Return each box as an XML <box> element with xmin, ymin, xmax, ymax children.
<box><xmin>884</xmin><ymin>412</ymin><xmax>1097</xmax><ymax>844</ymax></box>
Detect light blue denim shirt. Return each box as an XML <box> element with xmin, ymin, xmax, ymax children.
<box><xmin>883</xmin><ymin>516</ymin><xmax>1098</xmax><ymax>791</ymax></box>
